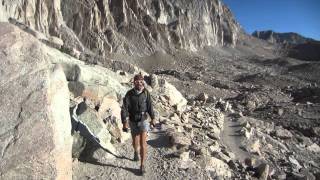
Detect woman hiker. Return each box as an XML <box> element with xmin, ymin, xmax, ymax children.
<box><xmin>121</xmin><ymin>73</ymin><xmax>156</xmax><ymax>175</ymax></box>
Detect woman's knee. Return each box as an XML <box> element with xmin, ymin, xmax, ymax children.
<box><xmin>132</xmin><ymin>134</ymin><xmax>140</xmax><ymax>144</ymax></box>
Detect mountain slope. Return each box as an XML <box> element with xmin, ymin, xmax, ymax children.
<box><xmin>253</xmin><ymin>30</ymin><xmax>320</xmax><ymax>61</ymax></box>
<box><xmin>252</xmin><ymin>30</ymin><xmax>316</xmax><ymax>44</ymax></box>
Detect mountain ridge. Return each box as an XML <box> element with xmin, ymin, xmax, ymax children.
<box><xmin>252</xmin><ymin>30</ymin><xmax>317</xmax><ymax>44</ymax></box>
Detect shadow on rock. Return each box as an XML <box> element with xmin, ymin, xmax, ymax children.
<box><xmin>147</xmin><ymin>131</ymin><xmax>171</xmax><ymax>148</ymax></box>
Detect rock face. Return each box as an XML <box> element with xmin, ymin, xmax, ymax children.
<box><xmin>0</xmin><ymin>0</ymin><xmax>241</xmax><ymax>55</ymax></box>
<box><xmin>0</xmin><ymin>23</ymin><xmax>72</xmax><ymax>179</ymax></box>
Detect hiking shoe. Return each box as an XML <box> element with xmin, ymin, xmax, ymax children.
<box><xmin>140</xmin><ymin>165</ymin><xmax>146</xmax><ymax>175</ymax></box>
<box><xmin>133</xmin><ymin>152</ymin><xmax>139</xmax><ymax>161</ymax></box>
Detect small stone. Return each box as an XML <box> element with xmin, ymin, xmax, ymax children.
<box><xmin>244</xmin><ymin>158</ymin><xmax>254</xmax><ymax>167</ymax></box>
<box><xmin>227</xmin><ymin>160</ymin><xmax>238</xmax><ymax>170</ymax></box>
<box><xmin>273</xmin><ymin>171</ymin><xmax>286</xmax><ymax>180</ymax></box>
<box><xmin>181</xmin><ymin>113</ymin><xmax>189</xmax><ymax>123</ymax></box>
<box><xmin>209</xmin><ymin>142</ymin><xmax>221</xmax><ymax>153</ymax></box>
<box><xmin>180</xmin><ymin>151</ymin><xmax>190</xmax><ymax>161</ymax></box>
<box><xmin>297</xmin><ymin>136</ymin><xmax>313</xmax><ymax>146</ymax></box>
<box><xmin>199</xmin><ymin>147</ymin><xmax>210</xmax><ymax>156</ymax></box>
<box><xmin>71</xmin><ymin>48</ymin><xmax>81</xmax><ymax>59</ymax></box>
<box><xmin>196</xmin><ymin>111</ymin><xmax>203</xmax><ymax>119</ymax></box>
<box><xmin>49</xmin><ymin>36</ymin><xmax>64</xmax><ymax>49</ymax></box>
<box><xmin>159</xmin><ymin>95</ymin><xmax>168</xmax><ymax>103</ymax></box>
<box><xmin>223</xmin><ymin>150</ymin><xmax>235</xmax><ymax>159</ymax></box>
<box><xmin>197</xmin><ymin>92</ymin><xmax>208</xmax><ymax>103</ymax></box>
<box><xmin>167</xmin><ymin>131</ymin><xmax>191</xmax><ymax>149</ymax></box>
<box><xmin>179</xmin><ymin>159</ymin><xmax>197</xmax><ymax>170</ymax></box>
<box><xmin>176</xmin><ymin>126</ymin><xmax>184</xmax><ymax>133</ymax></box>
<box><xmin>207</xmin><ymin>132</ymin><xmax>220</xmax><ymax>140</ymax></box>
<box><xmin>306</xmin><ymin>143</ymin><xmax>320</xmax><ymax>153</ymax></box>
<box><xmin>277</xmin><ymin>108</ymin><xmax>284</xmax><ymax>116</ymax></box>
<box><xmin>150</xmin><ymin>74</ymin><xmax>159</xmax><ymax>88</ymax></box>
<box><xmin>119</xmin><ymin>71</ymin><xmax>126</xmax><ymax>76</ymax></box>
<box><xmin>311</xmin><ymin>127</ymin><xmax>320</xmax><ymax>137</ymax></box>
<box><xmin>192</xmin><ymin>107</ymin><xmax>200</xmax><ymax>112</ymax></box>
<box><xmin>306</xmin><ymin>101</ymin><xmax>313</xmax><ymax>105</ymax></box>
<box><xmin>297</xmin><ymin>108</ymin><xmax>303</xmax><ymax>116</ymax></box>
<box><xmin>275</xmin><ymin>128</ymin><xmax>293</xmax><ymax>139</ymax></box>
<box><xmin>213</xmin><ymin>151</ymin><xmax>231</xmax><ymax>163</ymax></box>
<box><xmin>250</xmin><ymin>140</ymin><xmax>261</xmax><ymax>155</ymax></box>
<box><xmin>170</xmin><ymin>113</ymin><xmax>180</xmax><ymax>122</ymax></box>
<box><xmin>240</xmin><ymin>127</ymin><xmax>252</xmax><ymax>139</ymax></box>
<box><xmin>255</xmin><ymin>163</ymin><xmax>269</xmax><ymax>180</ymax></box>
<box><xmin>241</xmin><ymin>121</ymin><xmax>251</xmax><ymax>129</ymax></box>
<box><xmin>289</xmin><ymin>156</ymin><xmax>302</xmax><ymax>171</ymax></box>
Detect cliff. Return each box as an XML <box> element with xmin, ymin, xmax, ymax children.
<box><xmin>0</xmin><ymin>0</ymin><xmax>241</xmax><ymax>55</ymax></box>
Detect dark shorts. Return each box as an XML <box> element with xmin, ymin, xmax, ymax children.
<box><xmin>129</xmin><ymin>120</ymin><xmax>149</xmax><ymax>136</ymax></box>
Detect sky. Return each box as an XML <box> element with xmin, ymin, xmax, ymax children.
<box><xmin>222</xmin><ymin>0</ymin><xmax>320</xmax><ymax>40</ymax></box>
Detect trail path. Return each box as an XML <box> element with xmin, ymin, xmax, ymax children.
<box><xmin>73</xmin><ymin>128</ymin><xmax>208</xmax><ymax>180</ymax></box>
<box><xmin>221</xmin><ymin>114</ymin><xmax>251</xmax><ymax>162</ymax></box>
<box><xmin>73</xmin><ymin>113</ymin><xmax>256</xmax><ymax>179</ymax></box>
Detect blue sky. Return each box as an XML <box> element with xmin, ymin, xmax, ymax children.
<box><xmin>222</xmin><ymin>0</ymin><xmax>320</xmax><ymax>40</ymax></box>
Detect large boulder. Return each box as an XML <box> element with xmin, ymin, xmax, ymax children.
<box><xmin>98</xmin><ymin>96</ymin><xmax>130</xmax><ymax>142</ymax></box>
<box><xmin>274</xmin><ymin>127</ymin><xmax>293</xmax><ymax>139</ymax></box>
<box><xmin>53</xmin><ymin>58</ymin><xmax>128</xmax><ymax>103</ymax></box>
<box><xmin>77</xmin><ymin>107</ymin><xmax>116</xmax><ymax>155</ymax></box>
<box><xmin>158</xmin><ymin>79</ymin><xmax>187</xmax><ymax>112</ymax></box>
<box><xmin>0</xmin><ymin>23</ymin><xmax>72</xmax><ymax>179</ymax></box>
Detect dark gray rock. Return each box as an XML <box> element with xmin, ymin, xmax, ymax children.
<box><xmin>72</xmin><ymin>132</ymin><xmax>87</xmax><ymax>159</ymax></box>
<box><xmin>287</xmin><ymin>171</ymin><xmax>315</xmax><ymax>180</ymax></box>
<box><xmin>274</xmin><ymin>128</ymin><xmax>293</xmax><ymax>139</ymax></box>
<box><xmin>311</xmin><ymin>127</ymin><xmax>320</xmax><ymax>137</ymax></box>
<box><xmin>166</xmin><ymin>129</ymin><xmax>191</xmax><ymax>149</ymax></box>
<box><xmin>287</xmin><ymin>41</ymin><xmax>320</xmax><ymax>61</ymax></box>
<box><xmin>255</xmin><ymin>163</ymin><xmax>269</xmax><ymax>180</ymax></box>
<box><xmin>197</xmin><ymin>92</ymin><xmax>209</xmax><ymax>103</ymax></box>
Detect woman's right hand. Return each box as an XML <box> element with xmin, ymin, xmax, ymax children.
<box><xmin>122</xmin><ymin>121</ymin><xmax>129</xmax><ymax>132</ymax></box>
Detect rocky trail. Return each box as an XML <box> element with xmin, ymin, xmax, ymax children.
<box><xmin>221</xmin><ymin>114</ymin><xmax>251</xmax><ymax>163</ymax></box>
<box><xmin>73</xmin><ymin>127</ymin><xmax>210</xmax><ymax>180</ymax></box>
<box><xmin>73</xmin><ymin>114</ymin><xmax>257</xmax><ymax>180</ymax></box>
<box><xmin>73</xmin><ymin>130</ymin><xmax>165</xmax><ymax>180</ymax></box>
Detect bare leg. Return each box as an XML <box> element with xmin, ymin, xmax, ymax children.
<box><xmin>140</xmin><ymin>131</ymin><xmax>147</xmax><ymax>167</ymax></box>
<box><xmin>132</xmin><ymin>134</ymin><xmax>140</xmax><ymax>153</ymax></box>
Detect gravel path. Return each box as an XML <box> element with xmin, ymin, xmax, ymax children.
<box><xmin>73</xmin><ymin>128</ymin><xmax>209</xmax><ymax>180</ymax></box>
<box><xmin>221</xmin><ymin>114</ymin><xmax>251</xmax><ymax>162</ymax></box>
